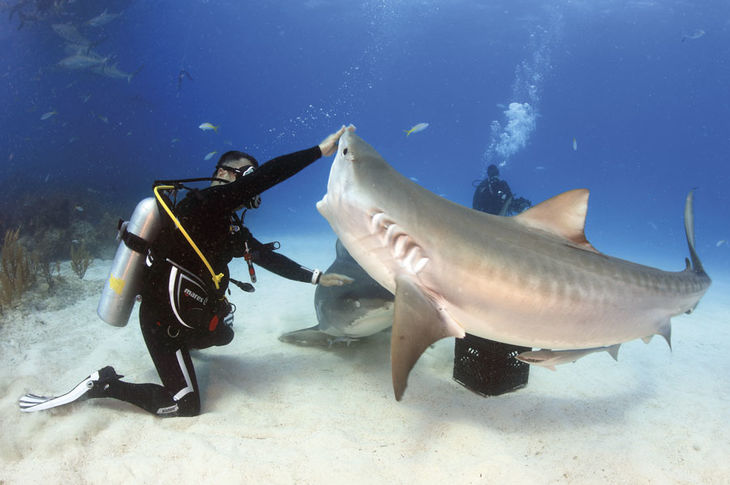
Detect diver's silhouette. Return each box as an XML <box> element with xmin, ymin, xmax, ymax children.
<box><xmin>177</xmin><ymin>70</ymin><xmax>193</xmax><ymax>92</ymax></box>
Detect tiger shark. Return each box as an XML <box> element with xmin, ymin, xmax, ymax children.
<box><xmin>279</xmin><ymin>239</ymin><xmax>394</xmax><ymax>347</ymax></box>
<box><xmin>316</xmin><ymin>128</ymin><xmax>711</xmax><ymax>401</ymax></box>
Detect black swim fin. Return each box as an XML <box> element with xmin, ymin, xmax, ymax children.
<box><xmin>19</xmin><ymin>366</ymin><xmax>123</xmax><ymax>413</ymax></box>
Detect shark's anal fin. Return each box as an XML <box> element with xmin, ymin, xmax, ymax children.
<box><xmin>391</xmin><ymin>275</ymin><xmax>464</xmax><ymax>401</ymax></box>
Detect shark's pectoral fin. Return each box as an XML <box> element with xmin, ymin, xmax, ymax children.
<box><xmin>278</xmin><ymin>326</ymin><xmax>332</xmax><ymax>347</ymax></box>
<box><xmin>391</xmin><ymin>275</ymin><xmax>464</xmax><ymax>401</ymax></box>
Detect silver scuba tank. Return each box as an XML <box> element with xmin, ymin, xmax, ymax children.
<box><xmin>97</xmin><ymin>197</ymin><xmax>161</xmax><ymax>327</ymax></box>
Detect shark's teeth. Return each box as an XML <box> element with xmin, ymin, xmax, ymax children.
<box><xmin>369</xmin><ymin>210</ymin><xmax>429</xmax><ymax>274</ymax></box>
<box><xmin>402</xmin><ymin>246</ymin><xmax>428</xmax><ymax>274</ymax></box>
<box><xmin>370</xmin><ymin>211</ymin><xmax>390</xmax><ymax>233</ymax></box>
<box><xmin>393</xmin><ymin>234</ymin><xmax>408</xmax><ymax>258</ymax></box>
<box><xmin>384</xmin><ymin>222</ymin><xmax>406</xmax><ymax>246</ymax></box>
<box><xmin>412</xmin><ymin>257</ymin><xmax>429</xmax><ymax>274</ymax></box>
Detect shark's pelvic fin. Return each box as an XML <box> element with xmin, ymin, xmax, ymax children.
<box><xmin>391</xmin><ymin>275</ymin><xmax>464</xmax><ymax>401</ymax></box>
<box><xmin>607</xmin><ymin>344</ymin><xmax>621</xmax><ymax>361</ymax></box>
<box><xmin>514</xmin><ymin>189</ymin><xmax>598</xmax><ymax>253</ymax></box>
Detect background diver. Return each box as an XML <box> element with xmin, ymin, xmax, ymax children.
<box><xmin>177</xmin><ymin>69</ymin><xmax>193</xmax><ymax>91</ymax></box>
<box><xmin>19</xmin><ymin>126</ymin><xmax>353</xmax><ymax>417</ymax></box>
<box><xmin>453</xmin><ymin>163</ymin><xmax>533</xmax><ymax>396</ymax></box>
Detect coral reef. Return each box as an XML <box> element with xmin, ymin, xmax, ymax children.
<box><xmin>70</xmin><ymin>241</ymin><xmax>92</xmax><ymax>279</ymax></box>
<box><xmin>37</xmin><ymin>259</ymin><xmax>62</xmax><ymax>293</ymax></box>
<box><xmin>0</xmin><ymin>228</ymin><xmax>35</xmax><ymax>312</ymax></box>
<box><xmin>0</xmin><ymin>183</ymin><xmax>133</xmax><ymax>313</ymax></box>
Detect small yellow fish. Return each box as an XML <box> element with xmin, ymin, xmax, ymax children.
<box><xmin>199</xmin><ymin>122</ymin><xmax>219</xmax><ymax>132</ymax></box>
<box><xmin>404</xmin><ymin>122</ymin><xmax>429</xmax><ymax>136</ymax></box>
<box><xmin>204</xmin><ymin>151</ymin><xmax>218</xmax><ymax>161</ymax></box>
<box><xmin>41</xmin><ymin>110</ymin><xmax>57</xmax><ymax>120</ymax></box>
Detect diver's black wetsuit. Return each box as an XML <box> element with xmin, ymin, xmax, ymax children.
<box><xmin>90</xmin><ymin>146</ymin><xmax>323</xmax><ymax>417</ymax></box>
<box><xmin>473</xmin><ymin>173</ymin><xmax>532</xmax><ymax>216</ymax></box>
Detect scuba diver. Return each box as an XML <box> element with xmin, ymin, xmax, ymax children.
<box><xmin>19</xmin><ymin>126</ymin><xmax>353</xmax><ymax>417</ymax></box>
<box><xmin>472</xmin><ymin>164</ymin><xmax>532</xmax><ymax>216</ymax></box>
<box><xmin>453</xmin><ymin>163</ymin><xmax>533</xmax><ymax>396</ymax></box>
<box><xmin>177</xmin><ymin>69</ymin><xmax>193</xmax><ymax>92</ymax></box>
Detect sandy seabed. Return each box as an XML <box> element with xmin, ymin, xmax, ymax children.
<box><xmin>1</xmin><ymin>233</ymin><xmax>728</xmax><ymax>485</ymax></box>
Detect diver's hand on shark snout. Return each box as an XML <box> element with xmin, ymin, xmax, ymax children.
<box><xmin>318</xmin><ymin>273</ymin><xmax>355</xmax><ymax>287</ymax></box>
<box><xmin>319</xmin><ymin>126</ymin><xmax>347</xmax><ymax>156</ymax></box>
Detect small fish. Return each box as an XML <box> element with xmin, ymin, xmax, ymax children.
<box><xmin>204</xmin><ymin>151</ymin><xmax>218</xmax><ymax>161</ymax></box>
<box><xmin>199</xmin><ymin>122</ymin><xmax>219</xmax><ymax>132</ymax></box>
<box><xmin>572</xmin><ymin>137</ymin><xmax>578</xmax><ymax>151</ymax></box>
<box><xmin>404</xmin><ymin>122</ymin><xmax>429</xmax><ymax>136</ymax></box>
<box><xmin>41</xmin><ymin>111</ymin><xmax>57</xmax><ymax>120</ymax></box>
<box><xmin>87</xmin><ymin>9</ymin><xmax>123</xmax><ymax>28</ymax></box>
<box><xmin>74</xmin><ymin>205</ymin><xmax>84</xmax><ymax>212</ymax></box>
<box><xmin>681</xmin><ymin>29</ymin><xmax>705</xmax><ymax>42</ymax></box>
<box><xmin>44</xmin><ymin>173</ymin><xmax>50</xmax><ymax>182</ymax></box>
<box><xmin>717</xmin><ymin>240</ymin><xmax>727</xmax><ymax>247</ymax></box>
<box><xmin>97</xmin><ymin>115</ymin><xmax>109</xmax><ymax>124</ymax></box>
<box><xmin>170</xmin><ymin>138</ymin><xmax>180</xmax><ymax>144</ymax></box>
<box><xmin>82</xmin><ymin>94</ymin><xmax>92</xmax><ymax>103</ymax></box>
<box><xmin>516</xmin><ymin>345</ymin><xmax>621</xmax><ymax>371</ymax></box>
<box><xmin>8</xmin><ymin>153</ymin><xmax>14</xmax><ymax>161</ymax></box>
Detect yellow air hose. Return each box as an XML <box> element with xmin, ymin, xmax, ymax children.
<box><xmin>153</xmin><ymin>185</ymin><xmax>224</xmax><ymax>290</ymax></box>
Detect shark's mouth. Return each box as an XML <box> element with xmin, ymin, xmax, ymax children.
<box><xmin>368</xmin><ymin>210</ymin><xmax>429</xmax><ymax>276</ymax></box>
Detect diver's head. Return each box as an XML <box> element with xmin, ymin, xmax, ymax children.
<box><xmin>211</xmin><ymin>150</ymin><xmax>259</xmax><ymax>187</ymax></box>
<box><xmin>487</xmin><ymin>164</ymin><xmax>499</xmax><ymax>179</ymax></box>
<box><xmin>211</xmin><ymin>150</ymin><xmax>262</xmax><ymax>209</ymax></box>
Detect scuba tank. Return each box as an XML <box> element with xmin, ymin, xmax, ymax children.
<box><xmin>97</xmin><ymin>197</ymin><xmax>161</xmax><ymax>327</ymax></box>
<box><xmin>97</xmin><ymin>177</ymin><xmax>263</xmax><ymax>327</ymax></box>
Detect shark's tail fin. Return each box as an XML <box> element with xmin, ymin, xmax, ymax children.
<box><xmin>684</xmin><ymin>189</ymin><xmax>706</xmax><ymax>275</ymax></box>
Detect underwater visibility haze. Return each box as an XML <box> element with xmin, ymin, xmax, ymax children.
<box><xmin>1</xmin><ymin>0</ymin><xmax>729</xmax><ymax>283</ymax></box>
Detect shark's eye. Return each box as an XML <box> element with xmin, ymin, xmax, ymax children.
<box><xmin>343</xmin><ymin>148</ymin><xmax>348</xmax><ymax>155</ymax></box>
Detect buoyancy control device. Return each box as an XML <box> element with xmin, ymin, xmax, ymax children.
<box><xmin>97</xmin><ymin>178</ymin><xmax>257</xmax><ymax>327</ymax></box>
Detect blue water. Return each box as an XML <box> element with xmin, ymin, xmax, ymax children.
<box><xmin>1</xmin><ymin>0</ymin><xmax>728</xmax><ymax>275</ymax></box>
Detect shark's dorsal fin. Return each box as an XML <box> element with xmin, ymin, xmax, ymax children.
<box><xmin>514</xmin><ymin>189</ymin><xmax>599</xmax><ymax>253</ymax></box>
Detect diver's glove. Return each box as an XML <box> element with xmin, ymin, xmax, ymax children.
<box><xmin>317</xmin><ymin>272</ymin><xmax>355</xmax><ymax>287</ymax></box>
